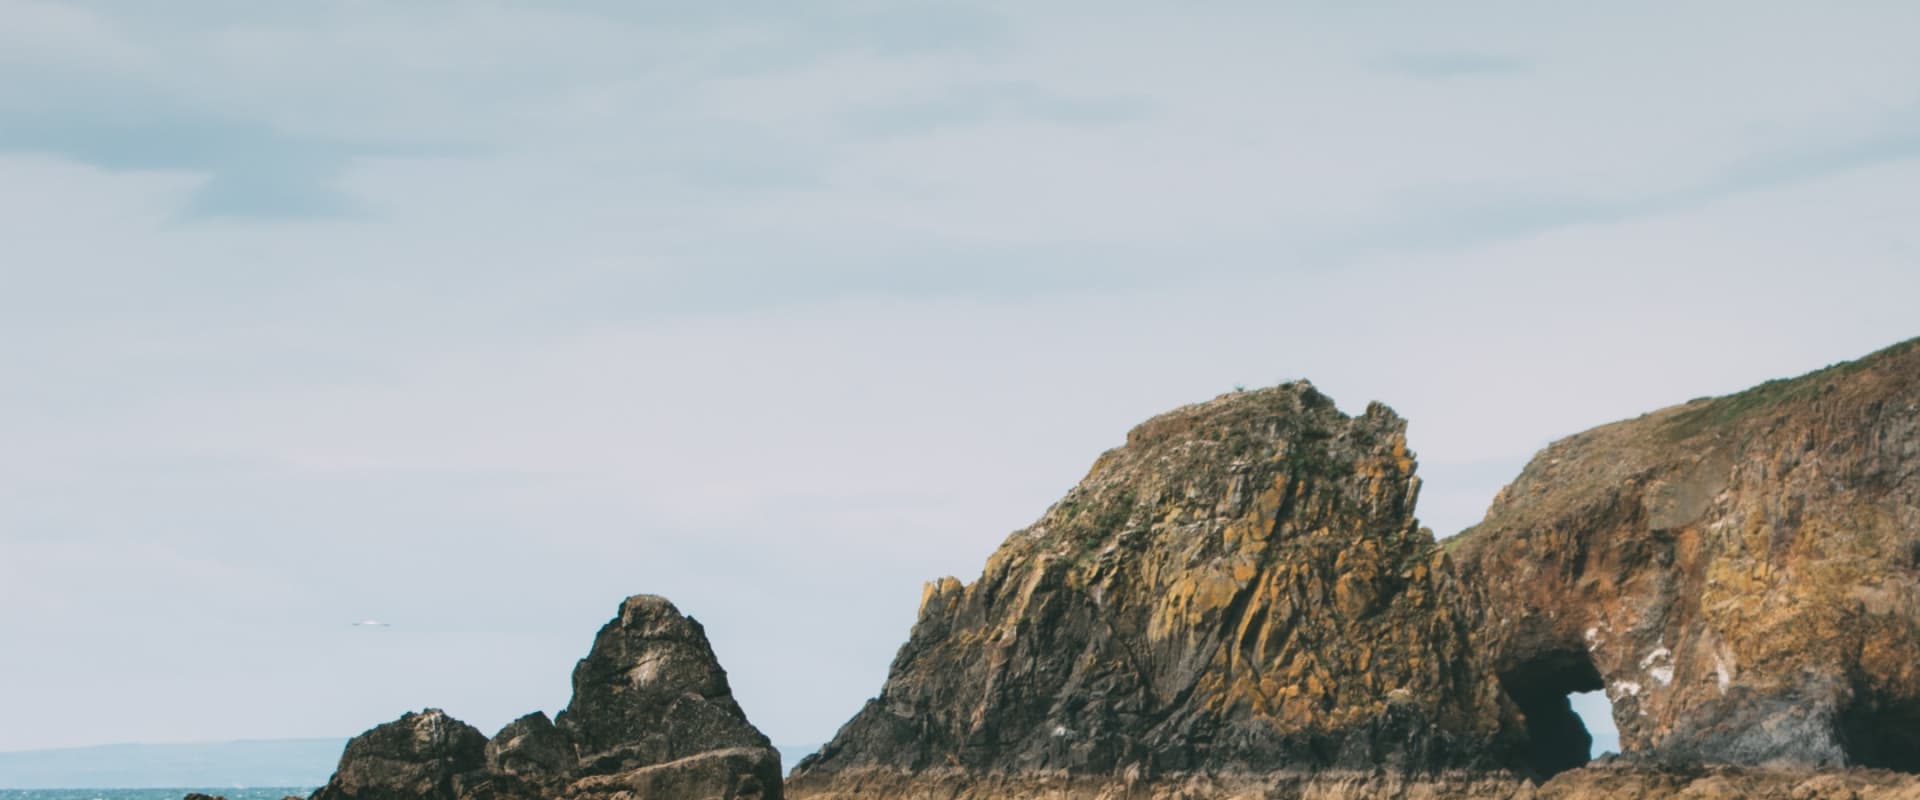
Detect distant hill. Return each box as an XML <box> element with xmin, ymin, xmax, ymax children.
<box><xmin>0</xmin><ymin>739</ymin><xmax>344</xmax><ymax>789</ymax></box>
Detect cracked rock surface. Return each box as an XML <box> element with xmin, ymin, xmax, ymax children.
<box><xmin>1453</xmin><ymin>337</ymin><xmax>1920</xmax><ymax>773</ymax></box>
<box><xmin>312</xmin><ymin>596</ymin><xmax>781</xmax><ymax>800</ymax></box>
<box><xmin>788</xmin><ymin>382</ymin><xmax>1527</xmax><ymax>798</ymax></box>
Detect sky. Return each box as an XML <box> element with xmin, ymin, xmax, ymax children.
<box><xmin>1</xmin><ymin>0</ymin><xmax>1917</xmax><ymax>760</ymax></box>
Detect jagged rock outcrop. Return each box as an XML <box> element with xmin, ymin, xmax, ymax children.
<box><xmin>312</xmin><ymin>710</ymin><xmax>488</xmax><ymax>800</ymax></box>
<box><xmin>312</xmin><ymin>595</ymin><xmax>782</xmax><ymax>800</ymax></box>
<box><xmin>788</xmin><ymin>382</ymin><xmax>1530</xmax><ymax>798</ymax></box>
<box><xmin>1452</xmin><ymin>337</ymin><xmax>1920</xmax><ymax>776</ymax></box>
<box><xmin>556</xmin><ymin>595</ymin><xmax>776</xmax><ymax>778</ymax></box>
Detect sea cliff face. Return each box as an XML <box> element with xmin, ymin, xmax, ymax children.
<box><xmin>302</xmin><ymin>338</ymin><xmax>1920</xmax><ymax>800</ymax></box>
<box><xmin>787</xmin><ymin>383</ymin><xmax>1529</xmax><ymax>798</ymax></box>
<box><xmin>790</xmin><ymin>339</ymin><xmax>1920</xmax><ymax>798</ymax></box>
<box><xmin>1452</xmin><ymin>338</ymin><xmax>1920</xmax><ymax>773</ymax></box>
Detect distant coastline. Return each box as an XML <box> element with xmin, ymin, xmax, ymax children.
<box><xmin>0</xmin><ymin>740</ymin><xmax>342</xmax><ymax>790</ymax></box>
<box><xmin>0</xmin><ymin>739</ymin><xmax>820</xmax><ymax>791</ymax></box>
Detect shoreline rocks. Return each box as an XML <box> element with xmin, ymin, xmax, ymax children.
<box><xmin>790</xmin><ymin>337</ymin><xmax>1920</xmax><ymax>798</ymax></box>
<box><xmin>309</xmin><ymin>596</ymin><xmax>781</xmax><ymax>800</ymax></box>
<box><xmin>1452</xmin><ymin>337</ymin><xmax>1920</xmax><ymax>773</ymax></box>
<box><xmin>304</xmin><ymin>336</ymin><xmax>1920</xmax><ymax>800</ymax></box>
<box><xmin>788</xmin><ymin>383</ymin><xmax>1529</xmax><ymax>797</ymax></box>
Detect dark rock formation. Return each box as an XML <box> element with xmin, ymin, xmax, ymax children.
<box><xmin>306</xmin><ymin>338</ymin><xmax>1920</xmax><ymax>800</ymax></box>
<box><xmin>483</xmin><ymin>713</ymin><xmax>570</xmax><ymax>783</ymax></box>
<box><xmin>556</xmin><ymin>595</ymin><xmax>776</xmax><ymax>777</ymax></box>
<box><xmin>787</xmin><ymin>382</ymin><xmax>1530</xmax><ymax>798</ymax></box>
<box><xmin>312</xmin><ymin>596</ymin><xmax>781</xmax><ymax>800</ymax></box>
<box><xmin>1452</xmin><ymin>337</ymin><xmax>1920</xmax><ymax>775</ymax></box>
<box><xmin>312</xmin><ymin>710</ymin><xmax>487</xmax><ymax>800</ymax></box>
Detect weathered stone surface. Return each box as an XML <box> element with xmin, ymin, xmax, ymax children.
<box><xmin>483</xmin><ymin>712</ymin><xmax>570</xmax><ymax>782</ymax></box>
<box><xmin>312</xmin><ymin>596</ymin><xmax>781</xmax><ymax>800</ymax></box>
<box><xmin>789</xmin><ymin>382</ymin><xmax>1526</xmax><ymax>797</ymax></box>
<box><xmin>779</xmin><ymin>765</ymin><xmax>1920</xmax><ymax>799</ymax></box>
<box><xmin>1452</xmin><ymin>337</ymin><xmax>1920</xmax><ymax>774</ymax></box>
<box><xmin>783</xmin><ymin>767</ymin><xmax>1538</xmax><ymax>799</ymax></box>
<box><xmin>312</xmin><ymin>709</ymin><xmax>487</xmax><ymax>800</ymax></box>
<box><xmin>555</xmin><ymin>595</ymin><xmax>775</xmax><ymax>777</ymax></box>
<box><xmin>1533</xmin><ymin>762</ymin><xmax>1920</xmax><ymax>799</ymax></box>
<box><xmin>567</xmin><ymin>748</ymin><xmax>783</xmax><ymax>800</ymax></box>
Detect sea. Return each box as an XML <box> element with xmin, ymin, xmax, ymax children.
<box><xmin>1</xmin><ymin>790</ymin><xmax>313</xmax><ymax>800</ymax></box>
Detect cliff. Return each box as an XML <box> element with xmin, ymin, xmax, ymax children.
<box><xmin>787</xmin><ymin>382</ymin><xmax>1530</xmax><ymax>798</ymax></box>
<box><xmin>303</xmin><ymin>337</ymin><xmax>1920</xmax><ymax>800</ymax></box>
<box><xmin>1452</xmin><ymin>337</ymin><xmax>1920</xmax><ymax>774</ymax></box>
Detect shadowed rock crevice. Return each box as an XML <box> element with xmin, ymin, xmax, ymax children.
<box><xmin>1453</xmin><ymin>336</ymin><xmax>1920</xmax><ymax>770</ymax></box>
<box><xmin>1841</xmin><ymin>689</ymin><xmax>1920</xmax><ymax>774</ymax></box>
<box><xmin>1498</xmin><ymin>649</ymin><xmax>1603</xmax><ymax>780</ymax></box>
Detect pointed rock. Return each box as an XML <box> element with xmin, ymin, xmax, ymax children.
<box><xmin>556</xmin><ymin>596</ymin><xmax>776</xmax><ymax>775</ymax></box>
<box><xmin>788</xmin><ymin>383</ymin><xmax>1526</xmax><ymax>797</ymax></box>
<box><xmin>311</xmin><ymin>597</ymin><xmax>781</xmax><ymax>800</ymax></box>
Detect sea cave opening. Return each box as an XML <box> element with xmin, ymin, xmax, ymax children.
<box><xmin>1841</xmin><ymin>692</ymin><xmax>1920</xmax><ymax>773</ymax></box>
<box><xmin>1499</xmin><ymin>648</ymin><xmax>1608</xmax><ymax>780</ymax></box>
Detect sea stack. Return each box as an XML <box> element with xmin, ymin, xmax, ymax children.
<box><xmin>787</xmin><ymin>382</ymin><xmax>1531</xmax><ymax>798</ymax></box>
<box><xmin>1452</xmin><ymin>337</ymin><xmax>1920</xmax><ymax>775</ymax></box>
<box><xmin>311</xmin><ymin>595</ymin><xmax>782</xmax><ymax>800</ymax></box>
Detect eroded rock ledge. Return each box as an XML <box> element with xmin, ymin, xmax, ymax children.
<box><xmin>311</xmin><ymin>595</ymin><xmax>781</xmax><ymax>800</ymax></box>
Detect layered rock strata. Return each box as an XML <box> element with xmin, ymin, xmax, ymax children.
<box><xmin>312</xmin><ymin>595</ymin><xmax>781</xmax><ymax>800</ymax></box>
<box><xmin>1452</xmin><ymin>337</ymin><xmax>1920</xmax><ymax>774</ymax></box>
<box><xmin>788</xmin><ymin>382</ymin><xmax>1528</xmax><ymax>798</ymax></box>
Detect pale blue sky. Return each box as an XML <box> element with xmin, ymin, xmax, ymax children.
<box><xmin>2</xmin><ymin>0</ymin><xmax>1917</xmax><ymax>760</ymax></box>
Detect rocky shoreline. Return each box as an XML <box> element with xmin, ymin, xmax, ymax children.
<box><xmin>303</xmin><ymin>337</ymin><xmax>1920</xmax><ymax>799</ymax></box>
<box><xmin>310</xmin><ymin>596</ymin><xmax>781</xmax><ymax>800</ymax></box>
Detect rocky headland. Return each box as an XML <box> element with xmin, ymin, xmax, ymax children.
<box><xmin>304</xmin><ymin>337</ymin><xmax>1920</xmax><ymax>799</ymax></box>
<box><xmin>1450</xmin><ymin>337</ymin><xmax>1920</xmax><ymax>778</ymax></box>
<box><xmin>790</xmin><ymin>338</ymin><xmax>1920</xmax><ymax>798</ymax></box>
<box><xmin>786</xmin><ymin>382</ymin><xmax>1534</xmax><ymax>797</ymax></box>
<box><xmin>310</xmin><ymin>595</ymin><xmax>782</xmax><ymax>800</ymax></box>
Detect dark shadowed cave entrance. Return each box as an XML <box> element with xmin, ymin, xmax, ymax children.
<box><xmin>1499</xmin><ymin>648</ymin><xmax>1606</xmax><ymax>780</ymax></box>
<box><xmin>1841</xmin><ymin>692</ymin><xmax>1920</xmax><ymax>773</ymax></box>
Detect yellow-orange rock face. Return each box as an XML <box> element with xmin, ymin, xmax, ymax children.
<box><xmin>789</xmin><ymin>383</ymin><xmax>1526</xmax><ymax>798</ymax></box>
<box><xmin>1453</xmin><ymin>338</ymin><xmax>1920</xmax><ymax>773</ymax></box>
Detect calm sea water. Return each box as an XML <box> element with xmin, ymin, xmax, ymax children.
<box><xmin>0</xmin><ymin>790</ymin><xmax>312</xmax><ymax>800</ymax></box>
